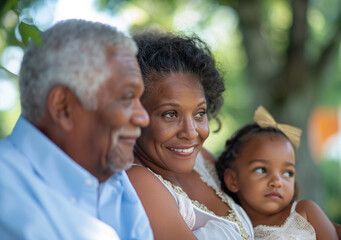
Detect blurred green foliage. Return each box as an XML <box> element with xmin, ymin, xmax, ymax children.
<box><xmin>0</xmin><ymin>0</ymin><xmax>340</xmax><ymax>223</ymax></box>
<box><xmin>318</xmin><ymin>160</ymin><xmax>341</xmax><ymax>223</ymax></box>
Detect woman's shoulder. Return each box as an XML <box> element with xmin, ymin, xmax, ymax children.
<box><xmin>126</xmin><ymin>164</ymin><xmax>166</xmax><ymax>191</ymax></box>
<box><xmin>126</xmin><ymin>165</ymin><xmax>198</xmax><ymax>239</ymax></box>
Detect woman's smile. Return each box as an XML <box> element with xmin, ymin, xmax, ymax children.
<box><xmin>136</xmin><ymin>72</ymin><xmax>209</xmax><ymax>174</ymax></box>
<box><xmin>167</xmin><ymin>146</ymin><xmax>196</xmax><ymax>156</ymax></box>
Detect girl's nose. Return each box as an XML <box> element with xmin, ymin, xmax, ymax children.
<box><xmin>268</xmin><ymin>174</ymin><xmax>282</xmax><ymax>188</ymax></box>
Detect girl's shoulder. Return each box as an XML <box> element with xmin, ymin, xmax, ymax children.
<box><xmin>295</xmin><ymin>199</ymin><xmax>329</xmax><ymax>221</ymax></box>
<box><xmin>295</xmin><ymin>199</ymin><xmax>316</xmax><ymax>220</ymax></box>
<box><xmin>295</xmin><ymin>199</ymin><xmax>338</xmax><ymax>240</ymax></box>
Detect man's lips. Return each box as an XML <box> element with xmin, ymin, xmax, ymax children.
<box><xmin>119</xmin><ymin>136</ymin><xmax>139</xmax><ymax>145</ymax></box>
<box><xmin>265</xmin><ymin>192</ymin><xmax>283</xmax><ymax>199</ymax></box>
<box><xmin>117</xmin><ymin>128</ymin><xmax>141</xmax><ymax>144</ymax></box>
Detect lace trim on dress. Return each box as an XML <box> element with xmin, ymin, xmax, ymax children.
<box><xmin>253</xmin><ymin>201</ymin><xmax>316</xmax><ymax>239</ymax></box>
<box><xmin>148</xmin><ymin>167</ymin><xmax>251</xmax><ymax>240</ymax></box>
<box><xmin>201</xmin><ymin>159</ymin><xmax>251</xmax><ymax>240</ymax></box>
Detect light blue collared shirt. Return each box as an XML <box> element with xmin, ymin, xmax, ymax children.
<box><xmin>0</xmin><ymin>116</ymin><xmax>153</xmax><ymax>240</ymax></box>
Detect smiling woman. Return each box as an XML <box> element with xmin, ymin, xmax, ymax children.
<box><xmin>126</xmin><ymin>30</ymin><xmax>254</xmax><ymax>239</ymax></box>
<box><xmin>135</xmin><ymin>72</ymin><xmax>209</xmax><ymax>176</ymax></box>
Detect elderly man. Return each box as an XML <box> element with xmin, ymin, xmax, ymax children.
<box><xmin>0</xmin><ymin>19</ymin><xmax>153</xmax><ymax>239</ymax></box>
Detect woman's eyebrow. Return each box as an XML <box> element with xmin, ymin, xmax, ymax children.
<box><xmin>197</xmin><ymin>101</ymin><xmax>207</xmax><ymax>107</ymax></box>
<box><xmin>154</xmin><ymin>103</ymin><xmax>180</xmax><ymax>110</ymax></box>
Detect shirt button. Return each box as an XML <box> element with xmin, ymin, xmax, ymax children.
<box><xmin>86</xmin><ymin>179</ymin><xmax>92</xmax><ymax>185</ymax></box>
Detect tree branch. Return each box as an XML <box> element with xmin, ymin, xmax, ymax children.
<box><xmin>284</xmin><ymin>0</ymin><xmax>308</xmax><ymax>86</ymax></box>
<box><xmin>313</xmin><ymin>16</ymin><xmax>341</xmax><ymax>79</ymax></box>
<box><xmin>0</xmin><ymin>66</ymin><xmax>18</xmax><ymax>80</ymax></box>
<box><xmin>273</xmin><ymin>0</ymin><xmax>308</xmax><ymax>106</ymax></box>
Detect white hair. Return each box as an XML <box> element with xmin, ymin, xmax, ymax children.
<box><xmin>19</xmin><ymin>19</ymin><xmax>137</xmax><ymax>124</ymax></box>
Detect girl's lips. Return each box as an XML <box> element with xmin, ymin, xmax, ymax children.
<box><xmin>265</xmin><ymin>192</ymin><xmax>282</xmax><ymax>199</ymax></box>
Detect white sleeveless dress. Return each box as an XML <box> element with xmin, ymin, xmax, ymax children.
<box><xmin>254</xmin><ymin>201</ymin><xmax>316</xmax><ymax>239</ymax></box>
<box><xmin>150</xmin><ymin>152</ymin><xmax>254</xmax><ymax>240</ymax></box>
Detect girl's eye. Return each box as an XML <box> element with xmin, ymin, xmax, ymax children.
<box><xmin>283</xmin><ymin>171</ymin><xmax>294</xmax><ymax>178</ymax></box>
<box><xmin>195</xmin><ymin>109</ymin><xmax>207</xmax><ymax>118</ymax></box>
<box><xmin>254</xmin><ymin>167</ymin><xmax>266</xmax><ymax>174</ymax></box>
<box><xmin>162</xmin><ymin>111</ymin><xmax>177</xmax><ymax>119</ymax></box>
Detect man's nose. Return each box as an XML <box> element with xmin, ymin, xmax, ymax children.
<box><xmin>132</xmin><ymin>99</ymin><xmax>150</xmax><ymax>127</ymax></box>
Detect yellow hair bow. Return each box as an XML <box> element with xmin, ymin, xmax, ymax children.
<box><xmin>253</xmin><ymin>105</ymin><xmax>302</xmax><ymax>149</ymax></box>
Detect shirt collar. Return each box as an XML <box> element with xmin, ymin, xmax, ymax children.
<box><xmin>9</xmin><ymin>116</ymin><xmax>99</xmax><ymax>201</ymax></box>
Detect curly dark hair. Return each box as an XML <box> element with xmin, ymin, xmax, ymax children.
<box><xmin>215</xmin><ymin>123</ymin><xmax>294</xmax><ymax>204</ymax></box>
<box><xmin>133</xmin><ymin>31</ymin><xmax>225</xmax><ymax>131</ymax></box>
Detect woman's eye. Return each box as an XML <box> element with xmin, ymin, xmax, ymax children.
<box><xmin>195</xmin><ymin>109</ymin><xmax>207</xmax><ymax>118</ymax></box>
<box><xmin>254</xmin><ymin>167</ymin><xmax>266</xmax><ymax>174</ymax></box>
<box><xmin>162</xmin><ymin>111</ymin><xmax>177</xmax><ymax>119</ymax></box>
<box><xmin>283</xmin><ymin>171</ymin><xmax>294</xmax><ymax>178</ymax></box>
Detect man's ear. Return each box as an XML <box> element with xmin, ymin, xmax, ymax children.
<box><xmin>46</xmin><ymin>86</ymin><xmax>74</xmax><ymax>131</ymax></box>
<box><xmin>223</xmin><ymin>168</ymin><xmax>239</xmax><ymax>193</ymax></box>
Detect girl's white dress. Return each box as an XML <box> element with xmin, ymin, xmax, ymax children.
<box><xmin>254</xmin><ymin>201</ymin><xmax>316</xmax><ymax>240</ymax></box>
<box><xmin>150</xmin><ymin>152</ymin><xmax>254</xmax><ymax>240</ymax></box>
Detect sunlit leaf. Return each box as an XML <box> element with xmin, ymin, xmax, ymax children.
<box><xmin>18</xmin><ymin>21</ymin><xmax>42</xmax><ymax>47</ymax></box>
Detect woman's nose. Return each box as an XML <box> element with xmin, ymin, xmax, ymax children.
<box><xmin>177</xmin><ymin>116</ymin><xmax>198</xmax><ymax>140</ymax></box>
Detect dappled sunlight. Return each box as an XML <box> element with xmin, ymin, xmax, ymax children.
<box><xmin>1</xmin><ymin>46</ymin><xmax>23</xmax><ymax>75</ymax></box>
<box><xmin>308</xmin><ymin>8</ymin><xmax>326</xmax><ymax>33</ymax></box>
<box><xmin>1</xmin><ymin>0</ymin><xmax>341</xmax><ymax>224</ymax></box>
<box><xmin>0</xmin><ymin>80</ymin><xmax>18</xmax><ymax>111</ymax></box>
<box><xmin>54</xmin><ymin>0</ymin><xmax>129</xmax><ymax>32</ymax></box>
<box><xmin>121</xmin><ymin>5</ymin><xmax>149</xmax><ymax>26</ymax></box>
<box><xmin>268</xmin><ymin>1</ymin><xmax>292</xmax><ymax>30</ymax></box>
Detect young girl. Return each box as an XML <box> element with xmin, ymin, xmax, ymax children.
<box><xmin>215</xmin><ymin>105</ymin><xmax>338</xmax><ymax>240</ymax></box>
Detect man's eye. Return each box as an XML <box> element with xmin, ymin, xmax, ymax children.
<box><xmin>121</xmin><ymin>91</ymin><xmax>135</xmax><ymax>100</ymax></box>
<box><xmin>254</xmin><ymin>167</ymin><xmax>266</xmax><ymax>174</ymax></box>
<box><xmin>162</xmin><ymin>111</ymin><xmax>177</xmax><ymax>119</ymax></box>
<box><xmin>122</xmin><ymin>92</ymin><xmax>134</xmax><ymax>100</ymax></box>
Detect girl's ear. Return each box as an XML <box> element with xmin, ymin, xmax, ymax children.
<box><xmin>224</xmin><ymin>168</ymin><xmax>239</xmax><ymax>193</ymax></box>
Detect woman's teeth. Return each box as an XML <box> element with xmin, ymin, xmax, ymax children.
<box><xmin>169</xmin><ymin>147</ymin><xmax>194</xmax><ymax>153</ymax></box>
